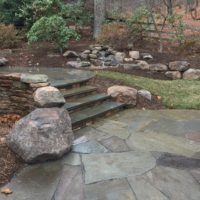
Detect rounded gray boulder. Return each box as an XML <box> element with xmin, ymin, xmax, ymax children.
<box><xmin>7</xmin><ymin>108</ymin><xmax>74</xmax><ymax>163</ymax></box>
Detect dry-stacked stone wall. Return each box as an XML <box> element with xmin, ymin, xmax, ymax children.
<box><xmin>0</xmin><ymin>73</ymin><xmax>49</xmax><ymax>116</ymax></box>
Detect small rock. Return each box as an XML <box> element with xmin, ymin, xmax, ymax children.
<box><xmin>136</xmin><ymin>60</ymin><xmax>150</xmax><ymax>70</ymax></box>
<box><xmin>82</xmin><ymin>50</ymin><xmax>91</xmax><ymax>54</ymax></box>
<box><xmin>79</xmin><ymin>53</ymin><xmax>89</xmax><ymax>60</ymax></box>
<box><xmin>90</xmin><ymin>59</ymin><xmax>102</xmax><ymax>66</ymax></box>
<box><xmin>165</xmin><ymin>71</ymin><xmax>182</xmax><ymax>80</ymax></box>
<box><xmin>107</xmin><ymin>85</ymin><xmax>138</xmax><ymax>105</ymax></box>
<box><xmin>0</xmin><ymin>57</ymin><xmax>8</xmax><ymax>66</ymax></box>
<box><xmin>149</xmin><ymin>64</ymin><xmax>168</xmax><ymax>72</ymax></box>
<box><xmin>89</xmin><ymin>54</ymin><xmax>98</xmax><ymax>59</ymax></box>
<box><xmin>141</xmin><ymin>53</ymin><xmax>153</xmax><ymax>60</ymax></box>
<box><xmin>123</xmin><ymin>64</ymin><xmax>141</xmax><ymax>70</ymax></box>
<box><xmin>34</xmin><ymin>86</ymin><xmax>66</xmax><ymax>108</ymax></box>
<box><xmin>21</xmin><ymin>74</ymin><xmax>48</xmax><ymax>84</ymax></box>
<box><xmin>63</xmin><ymin>50</ymin><xmax>79</xmax><ymax>58</ymax></box>
<box><xmin>169</xmin><ymin>61</ymin><xmax>190</xmax><ymax>72</ymax></box>
<box><xmin>7</xmin><ymin>108</ymin><xmax>74</xmax><ymax>163</ymax></box>
<box><xmin>129</xmin><ymin>51</ymin><xmax>140</xmax><ymax>59</ymax></box>
<box><xmin>183</xmin><ymin>68</ymin><xmax>200</xmax><ymax>80</ymax></box>
<box><xmin>115</xmin><ymin>52</ymin><xmax>125</xmax><ymax>63</ymax></box>
<box><xmin>94</xmin><ymin>46</ymin><xmax>102</xmax><ymax>51</ymax></box>
<box><xmin>81</xmin><ymin>61</ymin><xmax>91</xmax><ymax>68</ymax></box>
<box><xmin>138</xmin><ymin>89</ymin><xmax>152</xmax><ymax>101</ymax></box>
<box><xmin>67</xmin><ymin>61</ymin><xmax>91</xmax><ymax>68</ymax></box>
<box><xmin>124</xmin><ymin>58</ymin><xmax>133</xmax><ymax>62</ymax></box>
<box><xmin>92</xmin><ymin>50</ymin><xmax>99</xmax><ymax>55</ymax></box>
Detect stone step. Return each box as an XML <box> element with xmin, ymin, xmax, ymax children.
<box><xmin>51</xmin><ymin>78</ymin><xmax>92</xmax><ymax>89</ymax></box>
<box><xmin>70</xmin><ymin>101</ymin><xmax>126</xmax><ymax>128</ymax></box>
<box><xmin>64</xmin><ymin>93</ymin><xmax>111</xmax><ymax>112</ymax></box>
<box><xmin>62</xmin><ymin>86</ymin><xmax>97</xmax><ymax>99</ymax></box>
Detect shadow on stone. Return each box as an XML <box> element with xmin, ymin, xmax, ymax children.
<box><xmin>156</xmin><ymin>153</ymin><xmax>200</xmax><ymax>169</ymax></box>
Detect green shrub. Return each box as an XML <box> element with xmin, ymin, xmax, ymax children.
<box><xmin>126</xmin><ymin>7</ymin><xmax>151</xmax><ymax>42</ymax></box>
<box><xmin>167</xmin><ymin>14</ymin><xmax>186</xmax><ymax>45</ymax></box>
<box><xmin>0</xmin><ymin>0</ymin><xmax>31</xmax><ymax>26</ymax></box>
<box><xmin>27</xmin><ymin>15</ymin><xmax>80</xmax><ymax>52</ymax></box>
<box><xmin>20</xmin><ymin>0</ymin><xmax>92</xmax><ymax>28</ymax></box>
<box><xmin>19</xmin><ymin>0</ymin><xmax>63</xmax><ymax>28</ymax></box>
<box><xmin>0</xmin><ymin>24</ymin><xmax>21</xmax><ymax>48</ymax></box>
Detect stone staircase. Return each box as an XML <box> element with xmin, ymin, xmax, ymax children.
<box><xmin>51</xmin><ymin>78</ymin><xmax>126</xmax><ymax>129</ymax></box>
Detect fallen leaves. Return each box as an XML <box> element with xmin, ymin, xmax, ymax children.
<box><xmin>0</xmin><ymin>137</ymin><xmax>6</xmax><ymax>144</ymax></box>
<box><xmin>0</xmin><ymin>187</ymin><xmax>13</xmax><ymax>195</ymax></box>
<box><xmin>157</xmin><ymin>96</ymin><xmax>162</xmax><ymax>100</ymax></box>
<box><xmin>0</xmin><ymin>114</ymin><xmax>21</xmax><ymax>127</ymax></box>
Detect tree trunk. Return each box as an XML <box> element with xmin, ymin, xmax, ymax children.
<box><xmin>94</xmin><ymin>0</ymin><xmax>106</xmax><ymax>39</ymax></box>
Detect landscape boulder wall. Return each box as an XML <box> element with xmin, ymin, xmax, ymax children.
<box><xmin>7</xmin><ymin>108</ymin><xmax>74</xmax><ymax>163</ymax></box>
<box><xmin>0</xmin><ymin>73</ymin><xmax>58</xmax><ymax>116</ymax></box>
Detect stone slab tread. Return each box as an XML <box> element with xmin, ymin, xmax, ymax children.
<box><xmin>70</xmin><ymin>101</ymin><xmax>126</xmax><ymax>127</ymax></box>
<box><xmin>62</xmin><ymin>86</ymin><xmax>97</xmax><ymax>98</ymax></box>
<box><xmin>64</xmin><ymin>93</ymin><xmax>110</xmax><ymax>111</ymax></box>
<box><xmin>50</xmin><ymin>78</ymin><xmax>92</xmax><ymax>89</ymax></box>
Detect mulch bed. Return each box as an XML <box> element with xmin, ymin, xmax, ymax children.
<box><xmin>0</xmin><ymin>116</ymin><xmax>23</xmax><ymax>186</ymax></box>
<box><xmin>89</xmin><ymin>77</ymin><xmax>165</xmax><ymax>110</ymax></box>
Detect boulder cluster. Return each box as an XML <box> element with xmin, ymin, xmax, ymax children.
<box><xmin>6</xmin><ymin>73</ymin><xmax>73</xmax><ymax>163</ymax></box>
<box><xmin>107</xmin><ymin>85</ymin><xmax>152</xmax><ymax>106</ymax></box>
<box><xmin>65</xmin><ymin>45</ymin><xmax>200</xmax><ymax>80</ymax></box>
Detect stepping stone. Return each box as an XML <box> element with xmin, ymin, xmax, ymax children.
<box><xmin>100</xmin><ymin>136</ymin><xmax>130</xmax><ymax>152</ymax></box>
<box><xmin>144</xmin><ymin>166</ymin><xmax>200</xmax><ymax>200</ymax></box>
<box><xmin>61</xmin><ymin>153</ymin><xmax>81</xmax><ymax>166</ymax></box>
<box><xmin>190</xmin><ymin>168</ymin><xmax>200</xmax><ymax>184</ymax></box>
<box><xmin>74</xmin><ymin>126</ymin><xmax>113</xmax><ymax>141</ymax></box>
<box><xmin>52</xmin><ymin>166</ymin><xmax>84</xmax><ymax>200</ymax></box>
<box><xmin>72</xmin><ymin>140</ymin><xmax>108</xmax><ymax>154</ymax></box>
<box><xmin>62</xmin><ymin>86</ymin><xmax>97</xmax><ymax>98</ymax></box>
<box><xmin>82</xmin><ymin>151</ymin><xmax>156</xmax><ymax>184</ymax></box>
<box><xmin>128</xmin><ymin>176</ymin><xmax>168</xmax><ymax>200</ymax></box>
<box><xmin>64</xmin><ymin>93</ymin><xmax>110</xmax><ymax>111</ymax></box>
<box><xmin>84</xmin><ymin>179</ymin><xmax>136</xmax><ymax>200</ymax></box>
<box><xmin>127</xmin><ymin>131</ymin><xmax>200</xmax><ymax>158</ymax></box>
<box><xmin>71</xmin><ymin>101</ymin><xmax>126</xmax><ymax>127</ymax></box>
<box><xmin>141</xmin><ymin>118</ymin><xmax>200</xmax><ymax>137</ymax></box>
<box><xmin>0</xmin><ymin>161</ymin><xmax>62</xmax><ymax>200</ymax></box>
<box><xmin>94</xmin><ymin>120</ymin><xmax>130</xmax><ymax>140</ymax></box>
<box><xmin>156</xmin><ymin>153</ymin><xmax>200</xmax><ymax>169</ymax></box>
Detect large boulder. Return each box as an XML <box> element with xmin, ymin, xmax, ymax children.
<box><xmin>136</xmin><ymin>60</ymin><xmax>150</xmax><ymax>70</ymax></box>
<box><xmin>149</xmin><ymin>64</ymin><xmax>168</xmax><ymax>72</ymax></box>
<box><xmin>169</xmin><ymin>61</ymin><xmax>190</xmax><ymax>72</ymax></box>
<box><xmin>107</xmin><ymin>85</ymin><xmax>137</xmax><ymax>105</ymax></box>
<box><xmin>183</xmin><ymin>69</ymin><xmax>200</xmax><ymax>80</ymax></box>
<box><xmin>7</xmin><ymin>108</ymin><xmax>74</xmax><ymax>163</ymax></box>
<box><xmin>165</xmin><ymin>71</ymin><xmax>182</xmax><ymax>80</ymax></box>
<box><xmin>34</xmin><ymin>86</ymin><xmax>66</xmax><ymax>107</ymax></box>
<box><xmin>0</xmin><ymin>57</ymin><xmax>8</xmax><ymax>66</ymax></box>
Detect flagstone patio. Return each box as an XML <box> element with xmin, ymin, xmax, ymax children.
<box><xmin>1</xmin><ymin>109</ymin><xmax>200</xmax><ymax>200</ymax></box>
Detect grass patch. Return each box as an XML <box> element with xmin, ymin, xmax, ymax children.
<box><xmin>97</xmin><ymin>71</ymin><xmax>200</xmax><ymax>109</ymax></box>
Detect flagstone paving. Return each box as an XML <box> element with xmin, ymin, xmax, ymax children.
<box><xmin>1</xmin><ymin>109</ymin><xmax>200</xmax><ymax>200</ymax></box>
